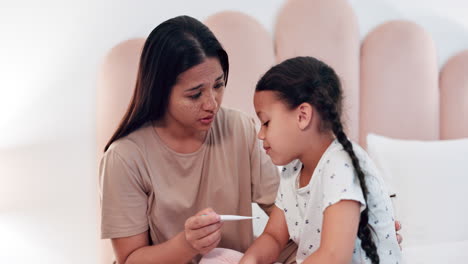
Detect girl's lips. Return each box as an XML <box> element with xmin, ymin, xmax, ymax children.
<box><xmin>264</xmin><ymin>147</ymin><xmax>271</xmax><ymax>154</ymax></box>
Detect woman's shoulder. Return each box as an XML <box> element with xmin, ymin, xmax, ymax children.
<box><xmin>214</xmin><ymin>107</ymin><xmax>257</xmax><ymax>135</ymax></box>
<box><xmin>105</xmin><ymin>123</ymin><xmax>154</xmax><ymax>159</ymax></box>
<box><xmin>218</xmin><ymin>107</ymin><xmax>255</xmax><ymax>125</ymax></box>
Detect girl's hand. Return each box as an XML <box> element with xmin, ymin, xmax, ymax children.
<box><xmin>184</xmin><ymin>208</ymin><xmax>223</xmax><ymax>255</ymax></box>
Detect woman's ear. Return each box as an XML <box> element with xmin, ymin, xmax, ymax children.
<box><xmin>297</xmin><ymin>103</ymin><xmax>313</xmax><ymax>130</ymax></box>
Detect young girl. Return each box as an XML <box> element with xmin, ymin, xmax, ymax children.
<box><xmin>239</xmin><ymin>56</ymin><xmax>402</xmax><ymax>264</ymax></box>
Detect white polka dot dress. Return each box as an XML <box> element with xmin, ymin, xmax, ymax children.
<box><xmin>274</xmin><ymin>140</ymin><xmax>402</xmax><ymax>264</ymax></box>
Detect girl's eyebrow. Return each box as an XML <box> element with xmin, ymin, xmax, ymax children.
<box><xmin>256</xmin><ymin>111</ymin><xmax>267</xmax><ymax>122</ymax></box>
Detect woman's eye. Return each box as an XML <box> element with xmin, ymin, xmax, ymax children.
<box><xmin>214</xmin><ymin>82</ymin><xmax>225</xmax><ymax>89</ymax></box>
<box><xmin>189</xmin><ymin>92</ymin><xmax>202</xmax><ymax>99</ymax></box>
<box><xmin>263</xmin><ymin>121</ymin><xmax>269</xmax><ymax>127</ymax></box>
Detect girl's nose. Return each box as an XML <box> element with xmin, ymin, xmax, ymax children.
<box><xmin>257</xmin><ymin>126</ymin><xmax>265</xmax><ymax>140</ymax></box>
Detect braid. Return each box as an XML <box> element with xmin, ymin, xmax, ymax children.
<box><xmin>256</xmin><ymin>56</ymin><xmax>380</xmax><ymax>263</ymax></box>
<box><xmin>328</xmin><ymin>108</ymin><xmax>380</xmax><ymax>264</ymax></box>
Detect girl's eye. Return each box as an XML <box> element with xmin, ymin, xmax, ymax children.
<box><xmin>263</xmin><ymin>121</ymin><xmax>269</xmax><ymax>127</ymax></box>
<box><xmin>189</xmin><ymin>92</ymin><xmax>202</xmax><ymax>99</ymax></box>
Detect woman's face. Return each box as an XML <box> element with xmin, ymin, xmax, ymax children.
<box><xmin>165</xmin><ymin>57</ymin><xmax>225</xmax><ymax>133</ymax></box>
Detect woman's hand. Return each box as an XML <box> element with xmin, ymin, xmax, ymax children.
<box><xmin>184</xmin><ymin>208</ymin><xmax>223</xmax><ymax>255</ymax></box>
<box><xmin>395</xmin><ymin>220</ymin><xmax>403</xmax><ymax>250</ymax></box>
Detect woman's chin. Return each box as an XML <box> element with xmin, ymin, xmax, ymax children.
<box><xmin>196</xmin><ymin>123</ymin><xmax>213</xmax><ymax>131</ymax></box>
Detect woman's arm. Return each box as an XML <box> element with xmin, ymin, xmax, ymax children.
<box><xmin>112</xmin><ymin>209</ymin><xmax>222</xmax><ymax>264</ymax></box>
<box><xmin>303</xmin><ymin>200</ymin><xmax>360</xmax><ymax>264</ymax></box>
<box><xmin>240</xmin><ymin>206</ymin><xmax>290</xmax><ymax>264</ymax></box>
<box><xmin>113</xmin><ymin>230</ymin><xmax>195</xmax><ymax>264</ymax></box>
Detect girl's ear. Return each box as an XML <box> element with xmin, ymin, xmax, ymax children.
<box><xmin>297</xmin><ymin>103</ymin><xmax>313</xmax><ymax>130</ymax></box>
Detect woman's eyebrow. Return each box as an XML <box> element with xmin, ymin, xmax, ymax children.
<box><xmin>185</xmin><ymin>84</ymin><xmax>203</xmax><ymax>92</ymax></box>
<box><xmin>215</xmin><ymin>73</ymin><xmax>224</xmax><ymax>82</ymax></box>
<box><xmin>185</xmin><ymin>74</ymin><xmax>224</xmax><ymax>92</ymax></box>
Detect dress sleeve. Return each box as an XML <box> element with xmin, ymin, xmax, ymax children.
<box><xmin>320</xmin><ymin>152</ymin><xmax>366</xmax><ymax>213</ymax></box>
<box><xmin>99</xmin><ymin>144</ymin><xmax>149</xmax><ymax>239</ymax></box>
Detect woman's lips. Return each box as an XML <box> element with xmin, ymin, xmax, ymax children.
<box><xmin>200</xmin><ymin>116</ymin><xmax>214</xmax><ymax>125</ymax></box>
<box><xmin>264</xmin><ymin>147</ymin><xmax>271</xmax><ymax>154</ymax></box>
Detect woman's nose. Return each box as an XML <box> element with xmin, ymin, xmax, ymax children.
<box><xmin>203</xmin><ymin>90</ymin><xmax>218</xmax><ymax>111</ymax></box>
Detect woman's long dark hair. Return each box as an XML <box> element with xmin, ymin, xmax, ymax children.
<box><xmin>104</xmin><ymin>15</ymin><xmax>229</xmax><ymax>152</ymax></box>
<box><xmin>256</xmin><ymin>56</ymin><xmax>379</xmax><ymax>263</ymax></box>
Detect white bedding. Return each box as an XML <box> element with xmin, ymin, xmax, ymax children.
<box><xmin>403</xmin><ymin>240</ymin><xmax>468</xmax><ymax>263</ymax></box>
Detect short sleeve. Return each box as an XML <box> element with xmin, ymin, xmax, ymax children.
<box><xmin>320</xmin><ymin>152</ymin><xmax>366</xmax><ymax>213</ymax></box>
<box><xmin>249</xmin><ymin>119</ymin><xmax>280</xmax><ymax>216</ymax></box>
<box><xmin>99</xmin><ymin>144</ymin><xmax>149</xmax><ymax>239</ymax></box>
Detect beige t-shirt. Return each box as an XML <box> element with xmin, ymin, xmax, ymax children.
<box><xmin>99</xmin><ymin>107</ymin><xmax>280</xmax><ymax>260</ymax></box>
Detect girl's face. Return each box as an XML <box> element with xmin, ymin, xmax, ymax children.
<box><xmin>254</xmin><ymin>91</ymin><xmax>303</xmax><ymax>166</ymax></box>
<box><xmin>165</xmin><ymin>57</ymin><xmax>225</xmax><ymax>133</ymax></box>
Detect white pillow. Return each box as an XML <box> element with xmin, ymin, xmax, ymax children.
<box><xmin>403</xmin><ymin>240</ymin><xmax>468</xmax><ymax>264</ymax></box>
<box><xmin>366</xmin><ymin>133</ymin><xmax>468</xmax><ymax>247</ymax></box>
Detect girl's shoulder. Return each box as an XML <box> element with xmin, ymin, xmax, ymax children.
<box><xmin>280</xmin><ymin>160</ymin><xmax>302</xmax><ymax>180</ymax></box>
<box><xmin>324</xmin><ymin>140</ymin><xmax>371</xmax><ymax>163</ymax></box>
<box><xmin>323</xmin><ymin>140</ymin><xmax>379</xmax><ymax>179</ymax></box>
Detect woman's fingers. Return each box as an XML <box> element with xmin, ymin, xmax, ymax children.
<box><xmin>186</xmin><ymin>212</ymin><xmax>220</xmax><ymax>230</ymax></box>
<box><xmin>184</xmin><ymin>208</ymin><xmax>223</xmax><ymax>253</ymax></box>
<box><xmin>198</xmin><ymin>229</ymin><xmax>223</xmax><ymax>254</ymax></box>
<box><xmin>394</xmin><ymin>220</ymin><xmax>403</xmax><ymax>250</ymax></box>
<box><xmin>396</xmin><ymin>233</ymin><xmax>403</xmax><ymax>244</ymax></box>
<box><xmin>196</xmin><ymin>207</ymin><xmax>215</xmax><ymax>216</ymax></box>
<box><xmin>186</xmin><ymin>222</ymin><xmax>222</xmax><ymax>252</ymax></box>
<box><xmin>395</xmin><ymin>220</ymin><xmax>402</xmax><ymax>231</ymax></box>
<box><xmin>188</xmin><ymin>221</ymin><xmax>223</xmax><ymax>241</ymax></box>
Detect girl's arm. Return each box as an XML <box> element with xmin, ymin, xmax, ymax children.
<box><xmin>303</xmin><ymin>200</ymin><xmax>361</xmax><ymax>264</ymax></box>
<box><xmin>240</xmin><ymin>205</ymin><xmax>290</xmax><ymax>264</ymax></box>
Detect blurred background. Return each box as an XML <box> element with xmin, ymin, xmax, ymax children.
<box><xmin>1</xmin><ymin>0</ymin><xmax>467</xmax><ymax>263</ymax></box>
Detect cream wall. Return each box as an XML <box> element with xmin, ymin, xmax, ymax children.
<box><xmin>0</xmin><ymin>0</ymin><xmax>467</xmax><ymax>263</ymax></box>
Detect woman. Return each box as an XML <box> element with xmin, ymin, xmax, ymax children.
<box><xmin>100</xmin><ymin>15</ymin><xmax>294</xmax><ymax>264</ymax></box>
<box><xmin>99</xmin><ymin>15</ymin><xmax>401</xmax><ymax>264</ymax></box>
